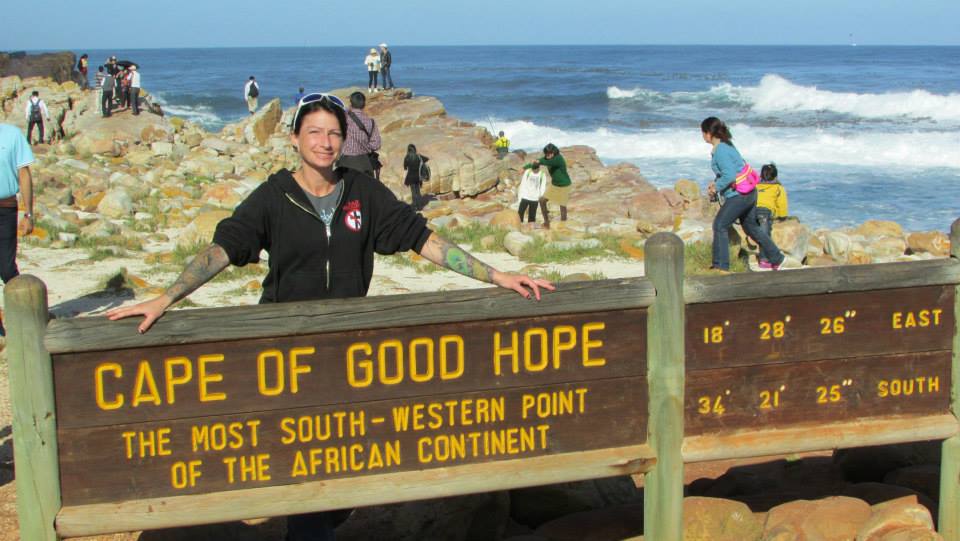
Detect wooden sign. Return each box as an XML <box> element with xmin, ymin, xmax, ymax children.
<box><xmin>54</xmin><ymin>310</ymin><xmax>648</xmax><ymax>506</ymax></box>
<box><xmin>685</xmin><ymin>285</ymin><xmax>954</xmax><ymax>435</ymax></box>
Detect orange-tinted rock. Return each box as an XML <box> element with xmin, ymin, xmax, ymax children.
<box><xmin>683</xmin><ymin>497</ymin><xmax>761</xmax><ymax>541</ymax></box>
<box><xmin>855</xmin><ymin>219</ymin><xmax>904</xmax><ymax>239</ymax></box>
<box><xmin>857</xmin><ymin>497</ymin><xmax>935</xmax><ymax>540</ymax></box>
<box><xmin>627</xmin><ymin>191</ymin><xmax>673</xmax><ymax>226</ymax></box>
<box><xmin>489</xmin><ymin>208</ymin><xmax>522</xmax><ymax>230</ymax></box>
<box><xmin>906</xmin><ymin>231</ymin><xmax>949</xmax><ymax>256</ymax></box>
<box><xmin>763</xmin><ymin>496</ymin><xmax>870</xmax><ymax>541</ymax></box>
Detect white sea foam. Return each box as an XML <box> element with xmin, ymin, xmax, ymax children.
<box><xmin>608</xmin><ymin>74</ymin><xmax>960</xmax><ymax>123</ymax></box>
<box><xmin>488</xmin><ymin>118</ymin><xmax>960</xmax><ymax>169</ymax></box>
<box><xmin>153</xmin><ymin>96</ymin><xmax>223</xmax><ymax>127</ymax></box>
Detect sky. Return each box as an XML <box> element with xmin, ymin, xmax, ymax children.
<box><xmin>2</xmin><ymin>0</ymin><xmax>958</xmax><ymax>50</ymax></box>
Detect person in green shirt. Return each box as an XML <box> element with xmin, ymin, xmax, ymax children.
<box><xmin>524</xmin><ymin>143</ymin><xmax>570</xmax><ymax>228</ymax></box>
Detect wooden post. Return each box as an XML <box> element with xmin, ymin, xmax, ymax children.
<box><xmin>941</xmin><ymin>218</ymin><xmax>960</xmax><ymax>540</ymax></box>
<box><xmin>643</xmin><ymin>232</ymin><xmax>685</xmax><ymax>541</ymax></box>
<box><xmin>4</xmin><ymin>275</ymin><xmax>61</xmax><ymax>541</ymax></box>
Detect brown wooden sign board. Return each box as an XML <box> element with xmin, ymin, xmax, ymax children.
<box><xmin>54</xmin><ymin>310</ymin><xmax>648</xmax><ymax>506</ymax></box>
<box><xmin>686</xmin><ymin>285</ymin><xmax>954</xmax><ymax>370</ymax></box>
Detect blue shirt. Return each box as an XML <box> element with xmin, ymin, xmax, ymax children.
<box><xmin>711</xmin><ymin>142</ymin><xmax>746</xmax><ymax>199</ymax></box>
<box><xmin>0</xmin><ymin>124</ymin><xmax>33</xmax><ymax>198</ymax></box>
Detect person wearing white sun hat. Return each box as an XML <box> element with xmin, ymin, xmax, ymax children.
<box><xmin>364</xmin><ymin>48</ymin><xmax>381</xmax><ymax>92</ymax></box>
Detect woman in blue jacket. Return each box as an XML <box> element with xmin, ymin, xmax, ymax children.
<box><xmin>701</xmin><ymin>117</ymin><xmax>784</xmax><ymax>271</ymax></box>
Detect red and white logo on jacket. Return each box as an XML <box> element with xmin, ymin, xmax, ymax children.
<box><xmin>343</xmin><ymin>200</ymin><xmax>362</xmax><ymax>232</ymax></box>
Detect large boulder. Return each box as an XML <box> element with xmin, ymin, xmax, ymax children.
<box><xmin>772</xmin><ymin>218</ymin><xmax>811</xmax><ymax>260</ymax></box>
<box><xmin>178</xmin><ymin>209</ymin><xmax>233</xmax><ymax>247</ymax></box>
<box><xmin>96</xmin><ymin>188</ymin><xmax>134</xmax><ymax>218</ymax></box>
<box><xmin>906</xmin><ymin>231</ymin><xmax>949</xmax><ymax>257</ymax></box>
<box><xmin>683</xmin><ymin>497</ymin><xmax>761</xmax><ymax>541</ymax></box>
<box><xmin>627</xmin><ymin>191</ymin><xmax>673</xmax><ymax>226</ymax></box>
<box><xmin>856</xmin><ymin>219</ymin><xmax>904</xmax><ymax>240</ymax></box>
<box><xmin>865</xmin><ymin>235</ymin><xmax>908</xmax><ymax>261</ymax></box>
<box><xmin>244</xmin><ymin>98</ymin><xmax>282</xmax><ymax>146</ymax></box>
<box><xmin>763</xmin><ymin>496</ymin><xmax>871</xmax><ymax>541</ymax></box>
<box><xmin>857</xmin><ymin>497</ymin><xmax>935</xmax><ymax>540</ymax></box>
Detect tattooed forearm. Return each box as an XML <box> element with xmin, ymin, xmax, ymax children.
<box><xmin>420</xmin><ymin>233</ymin><xmax>496</xmax><ymax>284</ymax></box>
<box><xmin>165</xmin><ymin>244</ymin><xmax>231</xmax><ymax>303</ymax></box>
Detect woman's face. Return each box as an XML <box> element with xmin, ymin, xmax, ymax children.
<box><xmin>290</xmin><ymin>109</ymin><xmax>343</xmax><ymax>171</ymax></box>
<box><xmin>702</xmin><ymin>131</ymin><xmax>713</xmax><ymax>144</ymax></box>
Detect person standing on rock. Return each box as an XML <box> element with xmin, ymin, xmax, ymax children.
<box><xmin>701</xmin><ymin>116</ymin><xmax>784</xmax><ymax>271</ymax></box>
<box><xmin>24</xmin><ymin>91</ymin><xmax>50</xmax><ymax>145</ymax></box>
<box><xmin>494</xmin><ymin>131</ymin><xmax>510</xmax><ymax>159</ymax></box>
<box><xmin>364</xmin><ymin>48</ymin><xmax>381</xmax><ymax>93</ymax></box>
<box><xmin>106</xmin><ymin>92</ymin><xmax>553</xmax><ymax>541</ymax></box>
<box><xmin>244</xmin><ymin>76</ymin><xmax>260</xmax><ymax>115</ymax></box>
<box><xmin>340</xmin><ymin>91</ymin><xmax>382</xmax><ymax>178</ymax></box>
<box><xmin>0</xmin><ymin>123</ymin><xmax>34</xmax><ymax>335</ymax></box>
<box><xmin>379</xmin><ymin>44</ymin><xmax>394</xmax><ymax>90</ymax></box>
<box><xmin>403</xmin><ymin>144</ymin><xmax>428</xmax><ymax>210</ymax></box>
<box><xmin>129</xmin><ymin>65</ymin><xmax>141</xmax><ymax>115</ymax></box>
<box><xmin>100</xmin><ymin>68</ymin><xmax>115</xmax><ymax>117</ymax></box>
<box><xmin>517</xmin><ymin>161</ymin><xmax>547</xmax><ymax>225</ymax></box>
<box><xmin>525</xmin><ymin>143</ymin><xmax>570</xmax><ymax>229</ymax></box>
<box><xmin>77</xmin><ymin>54</ymin><xmax>89</xmax><ymax>89</ymax></box>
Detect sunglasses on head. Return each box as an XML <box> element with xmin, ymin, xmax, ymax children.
<box><xmin>291</xmin><ymin>93</ymin><xmax>346</xmax><ymax>131</ymax></box>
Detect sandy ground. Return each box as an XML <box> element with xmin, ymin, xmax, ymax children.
<box><xmin>0</xmin><ymin>240</ymin><xmax>646</xmax><ymax>540</ymax></box>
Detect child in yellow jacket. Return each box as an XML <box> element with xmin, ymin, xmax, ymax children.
<box><xmin>756</xmin><ymin>163</ymin><xmax>788</xmax><ymax>268</ymax></box>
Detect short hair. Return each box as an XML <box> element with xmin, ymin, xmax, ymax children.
<box><xmin>761</xmin><ymin>163</ymin><xmax>778</xmax><ymax>182</ymax></box>
<box><xmin>349</xmin><ymin>91</ymin><xmax>366</xmax><ymax>109</ymax></box>
<box><xmin>543</xmin><ymin>143</ymin><xmax>560</xmax><ymax>155</ymax></box>
<box><xmin>31</xmin><ymin>90</ymin><xmax>39</xmax><ymax>97</ymax></box>
<box><xmin>249</xmin><ymin>76</ymin><xmax>255</xmax><ymax>80</ymax></box>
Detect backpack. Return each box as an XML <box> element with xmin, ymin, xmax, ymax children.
<box><xmin>734</xmin><ymin>163</ymin><xmax>760</xmax><ymax>194</ymax></box>
<box><xmin>418</xmin><ymin>157</ymin><xmax>431</xmax><ymax>182</ymax></box>
<box><xmin>29</xmin><ymin>100</ymin><xmax>43</xmax><ymax>122</ymax></box>
<box><xmin>248</xmin><ymin>82</ymin><xmax>259</xmax><ymax>98</ymax></box>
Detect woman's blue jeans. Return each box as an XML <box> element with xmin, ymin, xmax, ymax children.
<box><xmin>712</xmin><ymin>191</ymin><xmax>784</xmax><ymax>270</ymax></box>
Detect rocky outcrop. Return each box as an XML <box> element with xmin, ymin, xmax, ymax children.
<box><xmin>0</xmin><ymin>51</ymin><xmax>78</xmax><ymax>84</ymax></box>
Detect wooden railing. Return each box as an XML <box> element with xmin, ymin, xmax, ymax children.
<box><xmin>5</xmin><ymin>218</ymin><xmax>959</xmax><ymax>540</ymax></box>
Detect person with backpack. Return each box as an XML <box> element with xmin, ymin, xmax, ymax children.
<box><xmin>517</xmin><ymin>162</ymin><xmax>547</xmax><ymax>225</ymax></box>
<box><xmin>701</xmin><ymin>116</ymin><xmax>784</xmax><ymax>271</ymax></box>
<box><xmin>524</xmin><ymin>143</ymin><xmax>570</xmax><ymax>229</ymax></box>
<box><xmin>23</xmin><ymin>91</ymin><xmax>50</xmax><ymax>145</ymax></box>
<box><xmin>403</xmin><ymin>144</ymin><xmax>429</xmax><ymax>210</ymax></box>
<box><xmin>756</xmin><ymin>163</ymin><xmax>789</xmax><ymax>269</ymax></box>
<box><xmin>494</xmin><ymin>131</ymin><xmax>510</xmax><ymax>159</ymax></box>
<box><xmin>340</xmin><ymin>91</ymin><xmax>382</xmax><ymax>178</ymax></box>
<box><xmin>244</xmin><ymin>76</ymin><xmax>260</xmax><ymax>115</ymax></box>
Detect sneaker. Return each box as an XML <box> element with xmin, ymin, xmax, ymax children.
<box><xmin>772</xmin><ymin>262</ymin><xmax>781</xmax><ymax>271</ymax></box>
<box><xmin>758</xmin><ymin>260</ymin><xmax>773</xmax><ymax>270</ymax></box>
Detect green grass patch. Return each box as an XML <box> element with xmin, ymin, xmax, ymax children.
<box><xmin>684</xmin><ymin>241</ymin><xmax>748</xmax><ymax>275</ymax></box>
<box><xmin>170</xmin><ymin>241</ymin><xmax>209</xmax><ymax>266</ymax></box>
<box><xmin>434</xmin><ymin>223</ymin><xmax>508</xmax><ymax>252</ymax></box>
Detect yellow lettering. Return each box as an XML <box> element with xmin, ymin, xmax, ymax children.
<box><xmin>378</xmin><ymin>339</ymin><xmax>404</xmax><ymax>385</ymax></box>
<box><xmin>523</xmin><ymin>327</ymin><xmax>549</xmax><ymax>371</ymax></box>
<box><xmin>892</xmin><ymin>312</ymin><xmax>903</xmax><ymax>329</ymax></box>
<box><xmin>131</xmin><ymin>360</ymin><xmax>162</xmax><ymax>407</ymax></box>
<box><xmin>582</xmin><ymin>322</ymin><xmax>606</xmax><ymax>367</ymax></box>
<box><xmin>409</xmin><ymin>338</ymin><xmax>435</xmax><ymax>383</ymax></box>
<box><xmin>198</xmin><ymin>354</ymin><xmax>226</xmax><ymax>402</ymax></box>
<box><xmin>440</xmin><ymin>335</ymin><xmax>465</xmax><ymax>380</ymax></box>
<box><xmin>163</xmin><ymin>357</ymin><xmax>192</xmax><ymax>405</ymax></box>
<box><xmin>257</xmin><ymin>349</ymin><xmax>284</xmax><ymax>396</ymax></box>
<box><xmin>551</xmin><ymin>325</ymin><xmax>577</xmax><ymax>369</ymax></box>
<box><xmin>493</xmin><ymin>331</ymin><xmax>519</xmax><ymax>375</ymax></box>
<box><xmin>289</xmin><ymin>347</ymin><xmax>314</xmax><ymax>393</ymax></box>
<box><xmin>95</xmin><ymin>363</ymin><xmax>124</xmax><ymax>410</ymax></box>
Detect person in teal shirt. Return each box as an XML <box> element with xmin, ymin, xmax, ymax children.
<box><xmin>0</xmin><ymin>123</ymin><xmax>35</xmax><ymax>335</ymax></box>
<box><xmin>701</xmin><ymin>117</ymin><xmax>783</xmax><ymax>271</ymax></box>
<box><xmin>524</xmin><ymin>143</ymin><xmax>571</xmax><ymax>228</ymax></box>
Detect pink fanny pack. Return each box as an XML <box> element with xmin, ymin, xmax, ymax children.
<box><xmin>734</xmin><ymin>163</ymin><xmax>760</xmax><ymax>194</ymax></box>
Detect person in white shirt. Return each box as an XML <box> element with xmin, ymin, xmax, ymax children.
<box><xmin>517</xmin><ymin>162</ymin><xmax>548</xmax><ymax>224</ymax></box>
<box><xmin>24</xmin><ymin>91</ymin><xmax>50</xmax><ymax>145</ymax></box>
<box><xmin>243</xmin><ymin>76</ymin><xmax>260</xmax><ymax>115</ymax></box>
<box><xmin>129</xmin><ymin>65</ymin><xmax>142</xmax><ymax>115</ymax></box>
<box><xmin>364</xmin><ymin>49</ymin><xmax>381</xmax><ymax>93</ymax></box>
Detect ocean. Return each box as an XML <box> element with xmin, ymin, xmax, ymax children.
<box><xmin>79</xmin><ymin>45</ymin><xmax>960</xmax><ymax>232</ymax></box>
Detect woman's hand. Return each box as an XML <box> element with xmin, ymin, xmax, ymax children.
<box><xmin>106</xmin><ymin>295</ymin><xmax>173</xmax><ymax>334</ymax></box>
<box><xmin>492</xmin><ymin>271</ymin><xmax>555</xmax><ymax>300</ymax></box>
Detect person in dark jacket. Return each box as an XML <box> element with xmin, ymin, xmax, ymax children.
<box><xmin>524</xmin><ymin>143</ymin><xmax>571</xmax><ymax>229</ymax></box>
<box><xmin>403</xmin><ymin>143</ymin><xmax>428</xmax><ymax>210</ymax></box>
<box><xmin>106</xmin><ymin>93</ymin><xmax>553</xmax><ymax>541</ymax></box>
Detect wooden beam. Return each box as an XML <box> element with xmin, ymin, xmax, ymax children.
<box><xmin>4</xmin><ymin>275</ymin><xmax>61</xmax><ymax>541</ymax></box>
<box><xmin>44</xmin><ymin>277</ymin><xmax>657</xmax><ymax>354</ymax></box>
<box><xmin>55</xmin><ymin>445</ymin><xmax>655</xmax><ymax>537</ymax></box>
<box><xmin>682</xmin><ymin>414</ymin><xmax>959</xmax><ymax>463</ymax></box>
<box><xmin>940</xmin><ymin>217</ymin><xmax>960</xmax><ymax>540</ymax></box>
<box><xmin>643</xmin><ymin>233</ymin><xmax>685</xmax><ymax>541</ymax></box>
<box><xmin>686</xmin><ymin>258</ymin><xmax>960</xmax><ymax>305</ymax></box>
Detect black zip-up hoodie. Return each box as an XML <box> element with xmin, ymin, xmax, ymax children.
<box><xmin>213</xmin><ymin>168</ymin><xmax>431</xmax><ymax>304</ymax></box>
